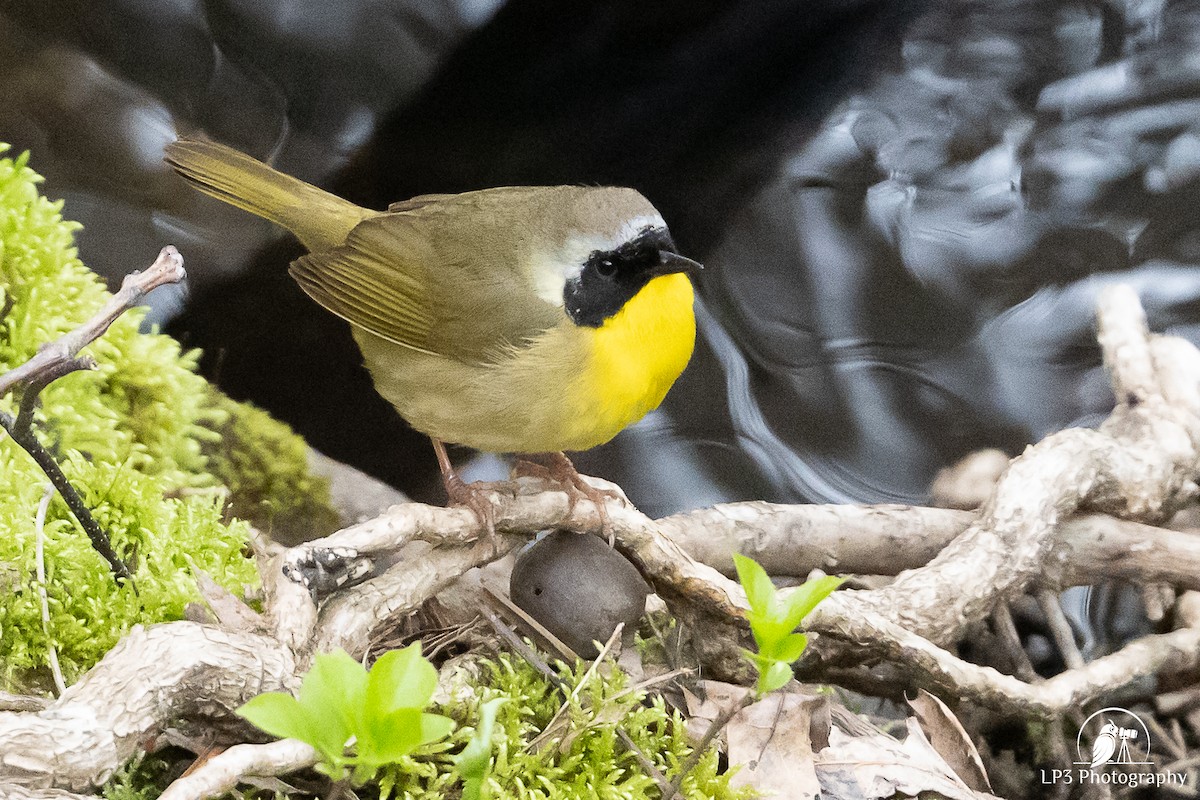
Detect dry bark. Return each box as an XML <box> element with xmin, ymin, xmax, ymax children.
<box><xmin>0</xmin><ymin>624</ymin><xmax>294</xmax><ymax>790</ymax></box>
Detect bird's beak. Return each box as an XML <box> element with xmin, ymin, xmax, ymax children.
<box><xmin>652</xmin><ymin>251</ymin><xmax>703</xmax><ymax>278</ymax></box>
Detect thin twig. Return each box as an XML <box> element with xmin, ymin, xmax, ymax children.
<box><xmin>527</xmin><ymin>624</ymin><xmax>622</xmax><ymax>752</ymax></box>
<box><xmin>0</xmin><ymin>412</ymin><xmax>133</xmax><ymax>581</ymax></box>
<box><xmin>992</xmin><ymin>603</ymin><xmax>1039</xmax><ymax>682</ymax></box>
<box><xmin>1144</xmin><ymin>712</ymin><xmax>1186</xmax><ymax>761</ymax></box>
<box><xmin>481</xmin><ymin>584</ymin><xmax>578</xmax><ymax>663</ymax></box>
<box><xmin>620</xmin><ymin>730</ymin><xmax>679</xmax><ymax>800</ymax></box>
<box><xmin>480</xmin><ymin>606</ymin><xmax>561</xmax><ymax>685</ymax></box>
<box><xmin>1036</xmin><ymin>589</ymin><xmax>1085</xmax><ymax>670</ymax></box>
<box><xmin>34</xmin><ymin>484</ymin><xmax>65</xmax><ymax>695</ymax></box>
<box><xmin>0</xmin><ymin>246</ymin><xmax>186</xmax><ymax>398</ymax></box>
<box><xmin>1164</xmin><ymin>753</ymin><xmax>1200</xmax><ymax>774</ymax></box>
<box><xmin>0</xmin><ymin>245</ymin><xmax>185</xmax><ymax>581</ymax></box>
<box><xmin>567</xmin><ymin>624</ymin><xmax>621</xmax><ymax>706</ymax></box>
<box><xmin>14</xmin><ymin>362</ymin><xmax>89</xmax><ymax>434</ymax></box>
<box><xmin>665</xmin><ymin>690</ymin><xmax>755</xmax><ymax>800</ymax></box>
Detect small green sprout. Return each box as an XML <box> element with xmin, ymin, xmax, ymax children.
<box><xmin>237</xmin><ymin>644</ymin><xmax>454</xmax><ymax>784</ymax></box>
<box><xmin>454</xmin><ymin>697</ymin><xmax>506</xmax><ymax>800</ymax></box>
<box><xmin>733</xmin><ymin>553</ymin><xmax>843</xmax><ymax>696</ymax></box>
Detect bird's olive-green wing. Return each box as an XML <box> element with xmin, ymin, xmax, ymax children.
<box><xmin>289</xmin><ymin>200</ymin><xmax>563</xmax><ymax>362</ymax></box>
<box><xmin>387</xmin><ymin>194</ymin><xmax>457</xmax><ymax>213</ymax></box>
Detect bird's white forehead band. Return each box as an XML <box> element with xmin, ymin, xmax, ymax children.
<box><xmin>531</xmin><ymin>214</ymin><xmax>669</xmax><ymax>306</ymax></box>
<box><xmin>614</xmin><ymin>214</ymin><xmax>668</xmax><ymax>247</ymax></box>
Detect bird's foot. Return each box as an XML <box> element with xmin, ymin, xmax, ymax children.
<box><xmin>432</xmin><ymin>438</ymin><xmax>514</xmax><ymax>549</ymax></box>
<box><xmin>512</xmin><ymin>452</ymin><xmax>623</xmax><ymax>544</ymax></box>
<box><xmin>442</xmin><ymin>472</ymin><xmax>517</xmax><ymax>547</ymax></box>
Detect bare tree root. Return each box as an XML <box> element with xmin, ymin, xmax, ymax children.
<box><xmin>665</xmin><ymin>503</ymin><xmax>1200</xmax><ymax>589</ymax></box>
<box><xmin>819</xmin><ymin>286</ymin><xmax>1200</xmax><ymax>648</ymax></box>
<box><xmin>0</xmin><ymin>624</ymin><xmax>295</xmax><ymax>790</ymax></box>
<box><xmin>2</xmin><ymin>788</ymin><xmax>101</xmax><ymax>800</ymax></box>
<box><xmin>3</xmin><ymin>285</ymin><xmax>1199</xmax><ymax>794</ymax></box>
<box><xmin>155</xmin><ymin>740</ymin><xmax>316</xmax><ymax>800</ymax></box>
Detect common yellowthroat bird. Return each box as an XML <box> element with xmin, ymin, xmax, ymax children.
<box><xmin>164</xmin><ymin>138</ymin><xmax>700</xmax><ymax>529</ymax></box>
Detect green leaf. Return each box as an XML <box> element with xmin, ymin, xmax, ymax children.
<box><xmin>765</xmin><ymin>632</ymin><xmax>808</xmax><ymax>664</ymax></box>
<box><xmin>352</xmin><ymin>643</ymin><xmax>456</xmax><ymax>773</ymax></box>
<box><xmin>757</xmin><ymin>661</ymin><xmax>793</xmax><ymax>696</ymax></box>
<box><xmin>360</xmin><ymin>708</ymin><xmax>454</xmax><ymax>768</ymax></box>
<box><xmin>236</xmin><ymin>692</ymin><xmax>317</xmax><ymax>745</ymax></box>
<box><xmin>746</xmin><ymin>611</ymin><xmax>791</xmax><ymax>652</ymax></box>
<box><xmin>360</xmin><ymin>707</ymin><xmax>425</xmax><ymax>768</ymax></box>
<box><xmin>739</xmin><ymin>568</ymin><xmax>843</xmax><ymax>698</ymax></box>
<box><xmin>457</xmin><ymin>698</ymin><xmax>505</xmax><ymax>776</ymax></box>
<box><xmin>733</xmin><ymin>553</ymin><xmax>775</xmax><ymax>615</ymax></box>
<box><xmin>299</xmin><ymin>649</ymin><xmax>369</xmax><ymax>756</ymax></box>
<box><xmin>779</xmin><ymin>575</ymin><xmax>844</xmax><ymax>631</ymax></box>
<box><xmin>457</xmin><ymin>699</ymin><xmax>506</xmax><ymax>800</ymax></box>
<box><xmin>367</xmin><ymin>642</ymin><xmax>439</xmax><ymax>713</ymax></box>
<box><xmin>419</xmin><ymin>712</ymin><xmax>455</xmax><ymax>746</ymax></box>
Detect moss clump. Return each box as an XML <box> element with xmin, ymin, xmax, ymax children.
<box><xmin>100</xmin><ymin>753</ymin><xmax>174</xmax><ymax>800</ymax></box>
<box><xmin>0</xmin><ymin>145</ymin><xmax>334</xmax><ymax>690</ymax></box>
<box><xmin>102</xmin><ymin>656</ymin><xmax>746</xmax><ymax>800</ymax></box>
<box><xmin>201</xmin><ymin>393</ymin><xmax>340</xmax><ymax>546</ymax></box>
<box><xmin>375</xmin><ymin>655</ymin><xmax>749</xmax><ymax>800</ymax></box>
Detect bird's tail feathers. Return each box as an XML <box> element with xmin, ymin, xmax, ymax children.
<box><xmin>164</xmin><ymin>137</ymin><xmax>368</xmax><ymax>250</ymax></box>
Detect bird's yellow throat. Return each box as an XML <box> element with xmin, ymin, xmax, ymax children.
<box><xmin>567</xmin><ymin>272</ymin><xmax>696</xmax><ymax>450</ymax></box>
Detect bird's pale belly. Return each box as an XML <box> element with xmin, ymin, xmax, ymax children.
<box><xmin>353</xmin><ymin>273</ymin><xmax>696</xmax><ymax>454</ymax></box>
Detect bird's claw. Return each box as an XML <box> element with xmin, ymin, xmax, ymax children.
<box><xmin>512</xmin><ymin>452</ymin><xmax>622</xmax><ymax>543</ymax></box>
<box><xmin>443</xmin><ymin>473</ymin><xmax>514</xmax><ymax>552</ymax></box>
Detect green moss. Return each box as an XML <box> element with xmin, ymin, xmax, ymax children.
<box><xmin>378</xmin><ymin>655</ymin><xmax>750</xmax><ymax>800</ymax></box>
<box><xmin>98</xmin><ymin>655</ymin><xmax>749</xmax><ymax>800</ymax></box>
<box><xmin>201</xmin><ymin>393</ymin><xmax>339</xmax><ymax>546</ymax></box>
<box><xmin>0</xmin><ymin>145</ymin><xmax>334</xmax><ymax>690</ymax></box>
<box><xmin>101</xmin><ymin>753</ymin><xmax>173</xmax><ymax>800</ymax></box>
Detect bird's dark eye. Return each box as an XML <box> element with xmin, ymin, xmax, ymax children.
<box><xmin>596</xmin><ymin>259</ymin><xmax>617</xmax><ymax>278</ymax></box>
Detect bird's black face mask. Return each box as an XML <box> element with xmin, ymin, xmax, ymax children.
<box><xmin>563</xmin><ymin>226</ymin><xmax>701</xmax><ymax>327</ymax></box>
